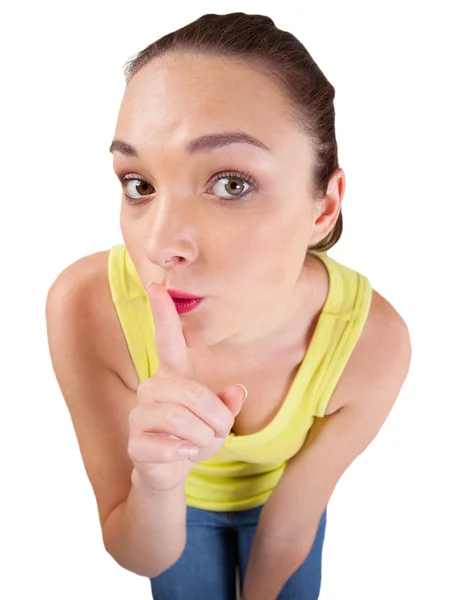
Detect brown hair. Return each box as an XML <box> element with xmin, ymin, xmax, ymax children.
<box><xmin>123</xmin><ymin>12</ymin><xmax>342</xmax><ymax>253</ymax></box>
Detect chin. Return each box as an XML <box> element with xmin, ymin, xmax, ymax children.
<box><xmin>179</xmin><ymin>318</ymin><xmax>211</xmax><ymax>348</ymax></box>
<box><xmin>180</xmin><ymin>317</ymin><xmax>229</xmax><ymax>350</ymax></box>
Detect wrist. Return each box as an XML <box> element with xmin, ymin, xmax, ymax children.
<box><xmin>131</xmin><ymin>467</ymin><xmax>186</xmax><ymax>497</ymax></box>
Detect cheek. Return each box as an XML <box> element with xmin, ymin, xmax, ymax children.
<box><xmin>120</xmin><ymin>209</ymin><xmax>146</xmax><ymax>242</ymax></box>
<box><xmin>119</xmin><ymin>209</ymin><xmax>132</xmax><ymax>238</ymax></box>
<box><xmin>256</xmin><ymin>223</ymin><xmax>307</xmax><ymax>290</ymax></box>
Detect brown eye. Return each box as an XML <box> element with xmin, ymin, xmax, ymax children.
<box><xmin>224</xmin><ymin>177</ymin><xmax>245</xmax><ymax>195</ymax></box>
<box><xmin>210</xmin><ymin>172</ymin><xmax>253</xmax><ymax>201</ymax></box>
<box><xmin>124</xmin><ymin>178</ymin><xmax>154</xmax><ymax>199</ymax></box>
<box><xmin>119</xmin><ymin>169</ymin><xmax>256</xmax><ymax>206</ymax></box>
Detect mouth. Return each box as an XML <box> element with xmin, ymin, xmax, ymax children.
<box><xmin>170</xmin><ymin>297</ymin><xmax>204</xmax><ymax>315</ymax></box>
<box><xmin>166</xmin><ymin>288</ymin><xmax>203</xmax><ymax>301</ymax></box>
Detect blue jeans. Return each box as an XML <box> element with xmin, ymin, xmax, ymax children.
<box><xmin>149</xmin><ymin>503</ymin><xmax>327</xmax><ymax>599</ymax></box>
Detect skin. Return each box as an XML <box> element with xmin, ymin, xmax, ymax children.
<box><xmin>111</xmin><ymin>53</ymin><xmax>344</xmax><ymax>365</ymax></box>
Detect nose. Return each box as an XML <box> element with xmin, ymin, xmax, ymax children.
<box><xmin>143</xmin><ymin>195</ymin><xmax>199</xmax><ymax>270</ymax></box>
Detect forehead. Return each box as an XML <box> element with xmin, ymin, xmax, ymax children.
<box><xmin>116</xmin><ymin>54</ymin><xmax>302</xmax><ymax>152</ymax></box>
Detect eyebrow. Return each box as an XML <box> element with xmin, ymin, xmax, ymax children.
<box><xmin>109</xmin><ymin>131</ymin><xmax>273</xmax><ymax>157</ymax></box>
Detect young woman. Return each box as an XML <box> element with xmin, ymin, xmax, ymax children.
<box><xmin>45</xmin><ymin>12</ymin><xmax>412</xmax><ymax>600</ymax></box>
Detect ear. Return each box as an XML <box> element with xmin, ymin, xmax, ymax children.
<box><xmin>308</xmin><ymin>168</ymin><xmax>345</xmax><ymax>247</ymax></box>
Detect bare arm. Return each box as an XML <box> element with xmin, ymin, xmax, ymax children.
<box><xmin>242</xmin><ymin>292</ymin><xmax>412</xmax><ymax>599</ymax></box>
<box><xmin>45</xmin><ymin>253</ymin><xmax>187</xmax><ymax>578</ymax></box>
<box><xmin>102</xmin><ymin>474</ymin><xmax>187</xmax><ymax>577</ymax></box>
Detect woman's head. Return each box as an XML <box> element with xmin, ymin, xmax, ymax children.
<box><xmin>111</xmin><ymin>12</ymin><xmax>344</xmax><ymax>351</ymax></box>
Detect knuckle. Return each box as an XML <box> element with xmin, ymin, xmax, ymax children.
<box><xmin>201</xmin><ymin>429</ymin><xmax>216</xmax><ymax>447</ymax></box>
<box><xmin>137</xmin><ymin>377</ymin><xmax>151</xmax><ymax>393</ymax></box>
<box><xmin>128</xmin><ymin>407</ymin><xmax>138</xmax><ymax>428</ymax></box>
<box><xmin>127</xmin><ymin>437</ymin><xmax>141</xmax><ymax>461</ymax></box>
<box><xmin>128</xmin><ymin>405</ymin><xmax>146</xmax><ymax>431</ymax></box>
<box><xmin>166</xmin><ymin>404</ymin><xmax>185</xmax><ymax>426</ymax></box>
<box><xmin>182</xmin><ymin>380</ymin><xmax>204</xmax><ymax>406</ymax></box>
<box><xmin>136</xmin><ymin>380</ymin><xmax>151</xmax><ymax>402</ymax></box>
<box><xmin>194</xmin><ymin>421</ymin><xmax>216</xmax><ymax>447</ymax></box>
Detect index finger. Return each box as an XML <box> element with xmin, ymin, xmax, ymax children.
<box><xmin>147</xmin><ymin>282</ymin><xmax>191</xmax><ymax>375</ymax></box>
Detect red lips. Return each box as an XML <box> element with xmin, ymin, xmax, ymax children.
<box><xmin>166</xmin><ymin>288</ymin><xmax>203</xmax><ymax>301</ymax></box>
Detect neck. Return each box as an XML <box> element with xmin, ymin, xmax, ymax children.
<box><xmin>191</xmin><ymin>254</ymin><xmax>319</xmax><ymax>367</ymax></box>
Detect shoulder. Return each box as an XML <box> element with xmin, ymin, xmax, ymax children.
<box><xmin>363</xmin><ymin>289</ymin><xmax>412</xmax><ymax>370</ymax></box>
<box><xmin>47</xmin><ymin>249</ymin><xmax>110</xmax><ymax>296</ymax></box>
<box><xmin>343</xmin><ymin>288</ymin><xmax>412</xmax><ymax>409</ymax></box>
<box><xmin>45</xmin><ymin>249</ymin><xmax>133</xmax><ymax>384</ymax></box>
<box><xmin>46</xmin><ymin>249</ymin><xmax>111</xmax><ymax>322</ymax></box>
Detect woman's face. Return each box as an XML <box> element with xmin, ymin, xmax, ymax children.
<box><xmin>111</xmin><ymin>54</ymin><xmax>338</xmax><ymax>354</ymax></box>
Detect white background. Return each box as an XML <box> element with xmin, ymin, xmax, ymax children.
<box><xmin>1</xmin><ymin>1</ymin><xmax>452</xmax><ymax>598</ymax></box>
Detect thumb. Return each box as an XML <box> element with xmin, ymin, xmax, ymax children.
<box><xmin>217</xmin><ymin>383</ymin><xmax>248</xmax><ymax>418</ymax></box>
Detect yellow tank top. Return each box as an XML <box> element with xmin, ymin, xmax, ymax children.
<box><xmin>108</xmin><ymin>244</ymin><xmax>372</xmax><ymax>512</ymax></box>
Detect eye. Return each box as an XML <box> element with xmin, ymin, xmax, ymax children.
<box><xmin>120</xmin><ymin>175</ymin><xmax>154</xmax><ymax>203</ymax></box>
<box><xmin>208</xmin><ymin>170</ymin><xmax>256</xmax><ymax>202</ymax></box>
<box><xmin>118</xmin><ymin>168</ymin><xmax>257</xmax><ymax>206</ymax></box>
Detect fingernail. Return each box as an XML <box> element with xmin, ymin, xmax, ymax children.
<box><xmin>235</xmin><ymin>384</ymin><xmax>248</xmax><ymax>402</ymax></box>
<box><xmin>178</xmin><ymin>445</ymin><xmax>199</xmax><ymax>457</ymax></box>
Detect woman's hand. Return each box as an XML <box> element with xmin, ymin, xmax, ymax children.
<box><xmin>127</xmin><ymin>281</ymin><xmax>247</xmax><ymax>492</ymax></box>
